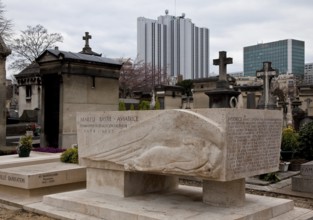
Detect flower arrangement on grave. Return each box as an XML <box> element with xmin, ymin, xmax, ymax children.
<box><xmin>16</xmin><ymin>135</ymin><xmax>33</xmax><ymax>157</ymax></box>
<box><xmin>281</xmin><ymin>126</ymin><xmax>299</xmax><ymax>160</ymax></box>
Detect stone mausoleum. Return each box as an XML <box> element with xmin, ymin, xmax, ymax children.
<box><xmin>36</xmin><ymin>33</ymin><xmax>122</xmax><ymax>148</ymax></box>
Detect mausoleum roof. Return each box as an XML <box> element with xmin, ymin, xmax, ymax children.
<box><xmin>15</xmin><ymin>62</ymin><xmax>40</xmax><ymax>78</ymax></box>
<box><xmin>37</xmin><ymin>49</ymin><xmax>122</xmax><ymax>67</ymax></box>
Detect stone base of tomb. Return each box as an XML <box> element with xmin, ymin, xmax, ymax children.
<box><xmin>25</xmin><ymin>185</ymin><xmax>313</xmax><ymax>220</ymax></box>
<box><xmin>0</xmin><ymin>162</ymin><xmax>86</xmax><ymax>206</ymax></box>
<box><xmin>0</xmin><ymin>151</ymin><xmax>62</xmax><ymax>169</ymax></box>
<box><xmin>292</xmin><ymin>161</ymin><xmax>313</xmax><ymax>193</ymax></box>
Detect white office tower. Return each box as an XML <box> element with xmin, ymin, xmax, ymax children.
<box><xmin>137</xmin><ymin>10</ymin><xmax>209</xmax><ymax>80</ymax></box>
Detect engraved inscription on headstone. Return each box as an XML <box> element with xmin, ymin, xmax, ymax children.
<box><xmin>39</xmin><ymin>173</ymin><xmax>58</xmax><ymax>184</ymax></box>
<box><xmin>0</xmin><ymin>173</ymin><xmax>26</xmax><ymax>187</ymax></box>
<box><xmin>79</xmin><ymin>114</ymin><xmax>138</xmax><ymax>135</ymax></box>
<box><xmin>226</xmin><ymin>117</ymin><xmax>282</xmax><ymax>174</ymax></box>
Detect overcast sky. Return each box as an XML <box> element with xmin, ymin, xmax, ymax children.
<box><xmin>3</xmin><ymin>0</ymin><xmax>313</xmax><ymax>77</ymax></box>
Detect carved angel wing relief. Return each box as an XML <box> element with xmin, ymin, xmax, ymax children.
<box><xmin>86</xmin><ymin>110</ymin><xmax>225</xmax><ymax>179</ymax></box>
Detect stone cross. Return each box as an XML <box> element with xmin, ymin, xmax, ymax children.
<box><xmin>304</xmin><ymin>98</ymin><xmax>312</xmax><ymax>114</ymax></box>
<box><xmin>213</xmin><ymin>51</ymin><xmax>232</xmax><ymax>81</ymax></box>
<box><xmin>256</xmin><ymin>62</ymin><xmax>277</xmax><ymax>109</ymax></box>
<box><xmin>83</xmin><ymin>32</ymin><xmax>92</xmax><ymax>47</ymax></box>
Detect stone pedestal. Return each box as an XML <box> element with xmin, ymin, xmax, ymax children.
<box><xmin>292</xmin><ymin>161</ymin><xmax>313</xmax><ymax>193</ymax></box>
<box><xmin>203</xmin><ymin>178</ymin><xmax>245</xmax><ymax>207</ymax></box>
<box><xmin>87</xmin><ymin>168</ymin><xmax>177</xmax><ymax>197</ymax></box>
<box><xmin>205</xmin><ymin>84</ymin><xmax>240</xmax><ymax>108</ymax></box>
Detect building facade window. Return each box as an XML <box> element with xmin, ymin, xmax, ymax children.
<box><xmin>26</xmin><ymin>85</ymin><xmax>32</xmax><ymax>100</ymax></box>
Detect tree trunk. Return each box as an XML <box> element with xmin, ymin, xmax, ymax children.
<box><xmin>0</xmin><ymin>36</ymin><xmax>11</xmax><ymax>146</ymax></box>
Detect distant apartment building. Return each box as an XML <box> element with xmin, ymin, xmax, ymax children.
<box><xmin>137</xmin><ymin>10</ymin><xmax>209</xmax><ymax>80</ymax></box>
<box><xmin>244</xmin><ymin>39</ymin><xmax>305</xmax><ymax>77</ymax></box>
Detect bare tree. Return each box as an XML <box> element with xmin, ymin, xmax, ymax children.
<box><xmin>9</xmin><ymin>24</ymin><xmax>63</xmax><ymax>71</ymax></box>
<box><xmin>0</xmin><ymin>0</ymin><xmax>13</xmax><ymax>42</ymax></box>
<box><xmin>119</xmin><ymin>57</ymin><xmax>167</xmax><ymax>98</ymax></box>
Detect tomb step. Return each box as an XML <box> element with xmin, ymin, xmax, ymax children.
<box><xmin>25</xmin><ymin>186</ymin><xmax>302</xmax><ymax>220</ymax></box>
<box><xmin>271</xmin><ymin>207</ymin><xmax>313</xmax><ymax>220</ymax></box>
<box><xmin>0</xmin><ymin>152</ymin><xmax>62</xmax><ymax>169</ymax></box>
<box><xmin>24</xmin><ymin>202</ymin><xmax>100</xmax><ymax>220</ymax></box>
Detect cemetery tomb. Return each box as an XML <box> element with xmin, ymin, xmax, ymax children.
<box><xmin>0</xmin><ymin>162</ymin><xmax>85</xmax><ymax>205</ymax></box>
<box><xmin>25</xmin><ymin>109</ymin><xmax>313</xmax><ymax>219</ymax></box>
<box><xmin>292</xmin><ymin>161</ymin><xmax>313</xmax><ymax>193</ymax></box>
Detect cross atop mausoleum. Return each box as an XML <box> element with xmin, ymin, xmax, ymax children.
<box><xmin>79</xmin><ymin>32</ymin><xmax>101</xmax><ymax>57</ymax></box>
<box><xmin>83</xmin><ymin>32</ymin><xmax>92</xmax><ymax>47</ymax></box>
<box><xmin>213</xmin><ymin>51</ymin><xmax>232</xmax><ymax>81</ymax></box>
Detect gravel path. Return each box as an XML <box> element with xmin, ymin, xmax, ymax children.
<box><xmin>0</xmin><ymin>204</ymin><xmax>55</xmax><ymax>220</ymax></box>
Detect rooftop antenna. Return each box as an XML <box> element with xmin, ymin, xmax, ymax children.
<box><xmin>175</xmin><ymin>0</ymin><xmax>176</xmax><ymax>16</ymax></box>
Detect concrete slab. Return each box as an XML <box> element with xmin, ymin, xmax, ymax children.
<box><xmin>0</xmin><ymin>162</ymin><xmax>86</xmax><ymax>206</ymax></box>
<box><xmin>25</xmin><ymin>185</ymin><xmax>299</xmax><ymax>220</ymax></box>
<box><xmin>246</xmin><ymin>178</ymin><xmax>313</xmax><ymax>200</ymax></box>
<box><xmin>0</xmin><ymin>162</ymin><xmax>86</xmax><ymax>189</ymax></box>
<box><xmin>271</xmin><ymin>207</ymin><xmax>313</xmax><ymax>220</ymax></box>
<box><xmin>292</xmin><ymin>175</ymin><xmax>313</xmax><ymax>193</ymax></box>
<box><xmin>0</xmin><ymin>151</ymin><xmax>62</xmax><ymax>169</ymax></box>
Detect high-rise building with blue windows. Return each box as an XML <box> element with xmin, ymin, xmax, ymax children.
<box><xmin>244</xmin><ymin>39</ymin><xmax>304</xmax><ymax>77</ymax></box>
<box><xmin>137</xmin><ymin>10</ymin><xmax>209</xmax><ymax>80</ymax></box>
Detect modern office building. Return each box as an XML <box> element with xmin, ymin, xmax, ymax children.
<box><xmin>244</xmin><ymin>39</ymin><xmax>305</xmax><ymax>77</ymax></box>
<box><xmin>137</xmin><ymin>10</ymin><xmax>209</xmax><ymax>80</ymax></box>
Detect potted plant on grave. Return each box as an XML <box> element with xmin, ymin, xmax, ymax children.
<box><xmin>16</xmin><ymin>135</ymin><xmax>33</xmax><ymax>157</ymax></box>
<box><xmin>280</xmin><ymin>126</ymin><xmax>299</xmax><ymax>161</ymax></box>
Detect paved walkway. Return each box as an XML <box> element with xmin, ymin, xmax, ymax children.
<box><xmin>246</xmin><ymin>171</ymin><xmax>313</xmax><ymax>200</ymax></box>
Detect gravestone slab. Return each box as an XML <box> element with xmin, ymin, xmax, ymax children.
<box><xmin>0</xmin><ymin>162</ymin><xmax>86</xmax><ymax>204</ymax></box>
<box><xmin>0</xmin><ymin>162</ymin><xmax>85</xmax><ymax>189</ymax></box>
<box><xmin>292</xmin><ymin>161</ymin><xmax>313</xmax><ymax>193</ymax></box>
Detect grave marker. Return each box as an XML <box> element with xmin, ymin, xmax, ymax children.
<box><xmin>256</xmin><ymin>62</ymin><xmax>278</xmax><ymax>109</ymax></box>
<box><xmin>205</xmin><ymin>51</ymin><xmax>240</xmax><ymax>108</ymax></box>
<box><xmin>292</xmin><ymin>161</ymin><xmax>313</xmax><ymax>193</ymax></box>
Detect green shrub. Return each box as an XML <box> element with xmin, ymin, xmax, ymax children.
<box><xmin>154</xmin><ymin>97</ymin><xmax>160</xmax><ymax>110</ymax></box>
<box><xmin>139</xmin><ymin>100</ymin><xmax>150</xmax><ymax>110</ymax></box>
<box><xmin>259</xmin><ymin>172</ymin><xmax>280</xmax><ymax>183</ymax></box>
<box><xmin>130</xmin><ymin>104</ymin><xmax>135</xmax><ymax>110</ymax></box>
<box><xmin>119</xmin><ymin>101</ymin><xmax>126</xmax><ymax>111</ymax></box>
<box><xmin>298</xmin><ymin>121</ymin><xmax>313</xmax><ymax>160</ymax></box>
<box><xmin>281</xmin><ymin>126</ymin><xmax>299</xmax><ymax>152</ymax></box>
<box><xmin>60</xmin><ymin>146</ymin><xmax>78</xmax><ymax>164</ymax></box>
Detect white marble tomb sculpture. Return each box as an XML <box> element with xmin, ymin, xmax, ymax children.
<box><xmin>77</xmin><ymin>109</ymin><xmax>283</xmax><ymax>207</ymax></box>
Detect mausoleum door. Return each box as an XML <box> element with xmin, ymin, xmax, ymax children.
<box><xmin>43</xmin><ymin>74</ymin><xmax>60</xmax><ymax>147</ymax></box>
